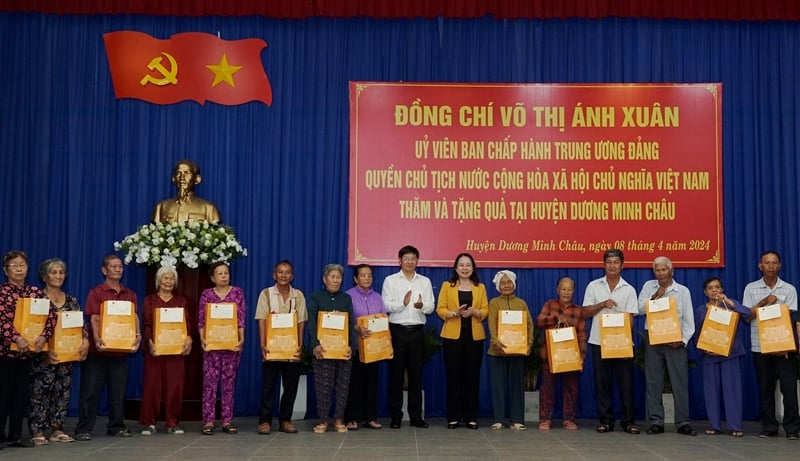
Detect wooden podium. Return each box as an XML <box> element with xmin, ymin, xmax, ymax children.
<box><xmin>126</xmin><ymin>264</ymin><xmax>212</xmax><ymax>421</ymax></box>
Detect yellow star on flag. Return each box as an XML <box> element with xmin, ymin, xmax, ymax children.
<box><xmin>206</xmin><ymin>53</ymin><xmax>242</xmax><ymax>88</ymax></box>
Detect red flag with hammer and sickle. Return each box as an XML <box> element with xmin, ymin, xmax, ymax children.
<box><xmin>103</xmin><ymin>31</ymin><xmax>272</xmax><ymax>106</ymax></box>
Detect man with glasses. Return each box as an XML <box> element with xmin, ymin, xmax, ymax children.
<box><xmin>381</xmin><ymin>245</ymin><xmax>434</xmax><ymax>429</ymax></box>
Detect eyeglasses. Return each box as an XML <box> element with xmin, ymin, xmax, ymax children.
<box><xmin>5</xmin><ymin>263</ymin><xmax>27</xmax><ymax>269</ymax></box>
<box><xmin>401</xmin><ymin>256</ymin><xmax>418</xmax><ymax>262</ymax></box>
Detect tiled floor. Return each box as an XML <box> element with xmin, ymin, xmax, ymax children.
<box><xmin>2</xmin><ymin>418</ymin><xmax>797</xmax><ymax>460</ymax></box>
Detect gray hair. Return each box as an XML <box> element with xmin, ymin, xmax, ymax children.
<box><xmin>39</xmin><ymin>258</ymin><xmax>67</xmax><ymax>281</ymax></box>
<box><xmin>322</xmin><ymin>263</ymin><xmax>344</xmax><ymax>278</ymax></box>
<box><xmin>557</xmin><ymin>276</ymin><xmax>575</xmax><ymax>289</ymax></box>
<box><xmin>155</xmin><ymin>265</ymin><xmax>179</xmax><ymax>290</ymax></box>
<box><xmin>653</xmin><ymin>256</ymin><xmax>672</xmax><ymax>271</ymax></box>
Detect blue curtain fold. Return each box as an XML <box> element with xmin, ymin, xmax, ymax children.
<box><xmin>1</xmin><ymin>13</ymin><xmax>799</xmax><ymax>421</ymax></box>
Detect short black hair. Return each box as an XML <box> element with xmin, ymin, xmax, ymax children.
<box><xmin>398</xmin><ymin>245</ymin><xmax>420</xmax><ymax>259</ymax></box>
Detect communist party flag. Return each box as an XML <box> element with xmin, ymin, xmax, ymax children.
<box><xmin>103</xmin><ymin>31</ymin><xmax>272</xmax><ymax>106</ymax></box>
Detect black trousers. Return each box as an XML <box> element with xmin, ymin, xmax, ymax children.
<box><xmin>591</xmin><ymin>344</ymin><xmax>636</xmax><ymax>429</ymax></box>
<box><xmin>0</xmin><ymin>357</ymin><xmax>32</xmax><ymax>442</ymax></box>
<box><xmin>388</xmin><ymin>324</ymin><xmax>424</xmax><ymax>420</ymax></box>
<box><xmin>442</xmin><ymin>337</ymin><xmax>483</xmax><ymax>422</ymax></box>
<box><xmin>753</xmin><ymin>352</ymin><xmax>800</xmax><ymax>435</ymax></box>
<box><xmin>259</xmin><ymin>361</ymin><xmax>301</xmax><ymax>424</ymax></box>
<box><xmin>344</xmin><ymin>358</ymin><xmax>380</xmax><ymax>423</ymax></box>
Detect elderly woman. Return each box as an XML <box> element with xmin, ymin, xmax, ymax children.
<box><xmin>29</xmin><ymin>259</ymin><xmax>89</xmax><ymax>446</ymax></box>
<box><xmin>694</xmin><ymin>277</ymin><xmax>752</xmax><ymax>437</ymax></box>
<box><xmin>0</xmin><ymin>251</ymin><xmax>56</xmax><ymax>448</ymax></box>
<box><xmin>536</xmin><ymin>277</ymin><xmax>587</xmax><ymax>431</ymax></box>
<box><xmin>198</xmin><ymin>262</ymin><xmax>246</xmax><ymax>435</ymax></box>
<box><xmin>139</xmin><ymin>266</ymin><xmax>192</xmax><ymax>435</ymax></box>
<box><xmin>436</xmin><ymin>253</ymin><xmax>489</xmax><ymax>430</ymax></box>
<box><xmin>487</xmin><ymin>270</ymin><xmax>533</xmax><ymax>431</ymax></box>
<box><xmin>344</xmin><ymin>264</ymin><xmax>387</xmax><ymax>430</ymax></box>
<box><xmin>307</xmin><ymin>264</ymin><xmax>355</xmax><ymax>433</ymax></box>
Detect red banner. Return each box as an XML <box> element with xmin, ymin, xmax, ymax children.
<box><xmin>349</xmin><ymin>82</ymin><xmax>723</xmax><ymax>268</ymax></box>
<box><xmin>103</xmin><ymin>31</ymin><xmax>272</xmax><ymax>106</ymax></box>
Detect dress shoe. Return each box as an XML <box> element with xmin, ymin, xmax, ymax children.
<box><xmin>677</xmin><ymin>425</ymin><xmax>697</xmax><ymax>436</ymax></box>
<box><xmin>390</xmin><ymin>419</ymin><xmax>401</xmax><ymax>429</ymax></box>
<box><xmin>410</xmin><ymin>419</ymin><xmax>429</xmax><ymax>428</ymax></box>
<box><xmin>646</xmin><ymin>424</ymin><xmax>664</xmax><ymax>435</ymax></box>
<box><xmin>758</xmin><ymin>431</ymin><xmax>778</xmax><ymax>438</ymax></box>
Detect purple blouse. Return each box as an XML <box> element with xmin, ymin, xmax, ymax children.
<box><xmin>346</xmin><ymin>286</ymin><xmax>387</xmax><ymax>319</ymax></box>
<box><xmin>198</xmin><ymin>286</ymin><xmax>247</xmax><ymax>330</ymax></box>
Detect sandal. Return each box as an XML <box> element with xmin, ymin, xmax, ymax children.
<box><xmin>510</xmin><ymin>422</ymin><xmax>527</xmax><ymax>431</ymax></box>
<box><xmin>346</xmin><ymin>421</ymin><xmax>359</xmax><ymax>431</ymax></box>
<box><xmin>334</xmin><ymin>423</ymin><xmax>348</xmax><ymax>433</ymax></box>
<box><xmin>32</xmin><ymin>436</ymin><xmax>49</xmax><ymax>446</ymax></box>
<box><xmin>705</xmin><ymin>428</ymin><xmax>722</xmax><ymax>435</ymax></box>
<box><xmin>490</xmin><ymin>422</ymin><xmax>504</xmax><ymax>430</ymax></box>
<box><xmin>363</xmin><ymin>420</ymin><xmax>382</xmax><ymax>429</ymax></box>
<box><xmin>313</xmin><ymin>422</ymin><xmax>328</xmax><ymax>433</ymax></box>
<box><xmin>731</xmin><ymin>430</ymin><xmax>744</xmax><ymax>437</ymax></box>
<box><xmin>202</xmin><ymin>424</ymin><xmax>214</xmax><ymax>435</ymax></box>
<box><xmin>563</xmin><ymin>420</ymin><xmax>578</xmax><ymax>430</ymax></box>
<box><xmin>596</xmin><ymin>424</ymin><xmax>612</xmax><ymax>433</ymax></box>
<box><xmin>624</xmin><ymin>425</ymin><xmax>640</xmax><ymax>435</ymax></box>
<box><xmin>49</xmin><ymin>432</ymin><xmax>75</xmax><ymax>443</ymax></box>
<box><xmin>539</xmin><ymin>420</ymin><xmax>551</xmax><ymax>431</ymax></box>
<box><xmin>221</xmin><ymin>424</ymin><xmax>238</xmax><ymax>434</ymax></box>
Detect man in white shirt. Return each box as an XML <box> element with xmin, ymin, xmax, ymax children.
<box><xmin>742</xmin><ymin>250</ymin><xmax>800</xmax><ymax>440</ymax></box>
<box><xmin>582</xmin><ymin>249</ymin><xmax>640</xmax><ymax>434</ymax></box>
<box><xmin>637</xmin><ymin>256</ymin><xmax>696</xmax><ymax>436</ymax></box>
<box><xmin>381</xmin><ymin>245</ymin><xmax>435</xmax><ymax>429</ymax></box>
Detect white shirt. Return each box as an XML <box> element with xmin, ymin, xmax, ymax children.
<box><xmin>381</xmin><ymin>270</ymin><xmax>435</xmax><ymax>326</ymax></box>
<box><xmin>742</xmin><ymin>276</ymin><xmax>797</xmax><ymax>353</ymax></box>
<box><xmin>637</xmin><ymin>279</ymin><xmax>695</xmax><ymax>345</ymax></box>
<box><xmin>582</xmin><ymin>275</ymin><xmax>639</xmax><ymax>346</ymax></box>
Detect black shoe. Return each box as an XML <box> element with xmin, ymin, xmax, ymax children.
<box><xmin>788</xmin><ymin>434</ymin><xmax>799</xmax><ymax>440</ymax></box>
<box><xmin>758</xmin><ymin>431</ymin><xmax>778</xmax><ymax>438</ymax></box>
<box><xmin>447</xmin><ymin>421</ymin><xmax>460</xmax><ymax>429</ymax></box>
<box><xmin>106</xmin><ymin>429</ymin><xmax>132</xmax><ymax>437</ymax></box>
<box><xmin>410</xmin><ymin>419</ymin><xmax>429</xmax><ymax>428</ymax></box>
<box><xmin>646</xmin><ymin>425</ymin><xmax>664</xmax><ymax>435</ymax></box>
<box><xmin>677</xmin><ymin>425</ymin><xmax>697</xmax><ymax>436</ymax></box>
<box><xmin>390</xmin><ymin>419</ymin><xmax>401</xmax><ymax>429</ymax></box>
<box><xmin>6</xmin><ymin>439</ymin><xmax>34</xmax><ymax>448</ymax></box>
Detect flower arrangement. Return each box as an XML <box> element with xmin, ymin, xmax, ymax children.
<box><xmin>114</xmin><ymin>221</ymin><xmax>247</xmax><ymax>268</ymax></box>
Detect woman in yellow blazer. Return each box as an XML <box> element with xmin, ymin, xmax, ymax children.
<box><xmin>436</xmin><ymin>253</ymin><xmax>489</xmax><ymax>430</ymax></box>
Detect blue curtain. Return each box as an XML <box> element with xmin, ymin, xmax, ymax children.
<box><xmin>1</xmin><ymin>13</ymin><xmax>799</xmax><ymax>421</ymax></box>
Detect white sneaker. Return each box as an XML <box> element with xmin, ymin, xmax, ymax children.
<box><xmin>167</xmin><ymin>427</ymin><xmax>184</xmax><ymax>435</ymax></box>
<box><xmin>141</xmin><ymin>425</ymin><xmax>156</xmax><ymax>436</ymax></box>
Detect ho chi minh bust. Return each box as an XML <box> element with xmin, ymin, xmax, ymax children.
<box><xmin>152</xmin><ymin>160</ymin><xmax>221</xmax><ymax>224</ymax></box>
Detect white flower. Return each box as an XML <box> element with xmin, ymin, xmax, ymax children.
<box><xmin>160</xmin><ymin>254</ymin><xmax>177</xmax><ymax>269</ymax></box>
<box><xmin>115</xmin><ymin>221</ymin><xmax>247</xmax><ymax>267</ymax></box>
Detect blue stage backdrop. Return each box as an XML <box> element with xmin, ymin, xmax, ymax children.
<box><xmin>1</xmin><ymin>12</ymin><xmax>799</xmax><ymax>422</ymax></box>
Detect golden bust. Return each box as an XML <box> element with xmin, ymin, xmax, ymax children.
<box><xmin>152</xmin><ymin>160</ymin><xmax>221</xmax><ymax>223</ymax></box>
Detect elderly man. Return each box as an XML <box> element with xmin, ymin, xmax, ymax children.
<box><xmin>152</xmin><ymin>159</ymin><xmax>221</xmax><ymax>223</ymax></box>
<box><xmin>742</xmin><ymin>250</ymin><xmax>800</xmax><ymax>440</ymax></box>
<box><xmin>637</xmin><ymin>256</ymin><xmax>696</xmax><ymax>436</ymax></box>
